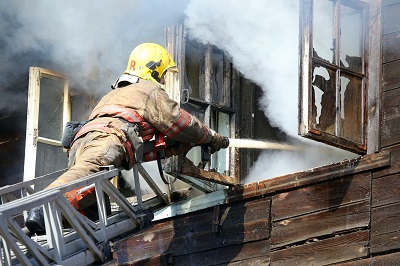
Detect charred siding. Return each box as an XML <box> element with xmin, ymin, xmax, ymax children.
<box><xmin>111</xmin><ymin>153</ymin><xmax>391</xmax><ymax>265</ymax></box>
<box><xmin>382</xmin><ymin>1</ymin><xmax>400</xmax><ymax>147</ymax></box>
<box><xmin>113</xmin><ymin>198</ymin><xmax>271</xmax><ymax>265</ymax></box>
<box><xmin>373</xmin><ymin>0</ymin><xmax>400</xmax><ymax>261</ymax></box>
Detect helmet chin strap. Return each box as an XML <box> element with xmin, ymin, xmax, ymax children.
<box><xmin>143</xmin><ymin>73</ymin><xmax>165</xmax><ymax>89</ymax></box>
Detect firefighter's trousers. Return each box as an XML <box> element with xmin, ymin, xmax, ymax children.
<box><xmin>48</xmin><ymin>131</ymin><xmax>126</xmax><ymax>210</ymax></box>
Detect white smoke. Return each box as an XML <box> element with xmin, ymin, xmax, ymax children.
<box><xmin>0</xmin><ymin>0</ymin><xmax>188</xmax><ymax>93</ymax></box>
<box><xmin>184</xmin><ymin>0</ymin><xmax>357</xmax><ymax>181</ymax></box>
<box><xmin>0</xmin><ymin>0</ymin><xmax>357</xmax><ymax>184</ymax></box>
<box><xmin>0</xmin><ymin>0</ymin><xmax>188</xmax><ymax>190</ymax></box>
<box><xmin>185</xmin><ymin>0</ymin><xmax>299</xmax><ymax>133</ymax></box>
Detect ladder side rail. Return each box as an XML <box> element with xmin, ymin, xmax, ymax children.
<box><xmin>176</xmin><ymin>173</ymin><xmax>216</xmax><ymax>193</ymax></box>
<box><xmin>55</xmin><ymin>168</ymin><xmax>119</xmax><ymax>196</ymax></box>
<box><xmin>0</xmin><ymin>169</ymin><xmax>67</xmax><ymax>205</ymax></box>
<box><xmin>0</xmin><ymin>190</ymin><xmax>60</xmax><ymax>216</ymax></box>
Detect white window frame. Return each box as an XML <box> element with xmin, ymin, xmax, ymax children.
<box><xmin>23</xmin><ymin>67</ymin><xmax>70</xmax><ymax>181</ymax></box>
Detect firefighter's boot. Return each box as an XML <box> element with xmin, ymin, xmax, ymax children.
<box><xmin>25</xmin><ymin>207</ymin><xmax>45</xmax><ymax>234</ymax></box>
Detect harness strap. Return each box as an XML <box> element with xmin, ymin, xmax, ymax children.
<box><xmin>90</xmin><ymin>104</ymin><xmax>144</xmax><ymax>123</ymax></box>
<box><xmin>90</xmin><ymin>104</ymin><xmax>156</xmax><ymax>141</ymax></box>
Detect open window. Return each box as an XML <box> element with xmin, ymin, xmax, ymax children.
<box><xmin>299</xmin><ymin>0</ymin><xmax>380</xmax><ymax>154</ymax></box>
<box><xmin>165</xmin><ymin>25</ymin><xmax>237</xmax><ymax>186</ymax></box>
<box><xmin>23</xmin><ymin>67</ymin><xmax>70</xmax><ymax>182</ymax></box>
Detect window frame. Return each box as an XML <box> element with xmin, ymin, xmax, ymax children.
<box><xmin>23</xmin><ymin>67</ymin><xmax>70</xmax><ymax>182</ymax></box>
<box><xmin>299</xmin><ymin>0</ymin><xmax>381</xmax><ymax>154</ymax></box>
<box><xmin>165</xmin><ymin>24</ymin><xmax>238</xmax><ymax>183</ymax></box>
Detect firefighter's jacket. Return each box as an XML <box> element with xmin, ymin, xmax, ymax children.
<box><xmin>76</xmin><ymin>78</ymin><xmax>214</xmax><ymax>168</ymax></box>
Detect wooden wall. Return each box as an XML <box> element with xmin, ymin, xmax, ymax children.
<box><xmin>381</xmin><ymin>0</ymin><xmax>400</xmax><ymax>148</ymax></box>
<box><xmin>113</xmin><ymin>197</ymin><xmax>271</xmax><ymax>265</ymax></box>
<box><xmin>370</xmin><ymin>0</ymin><xmax>400</xmax><ymax>263</ymax></box>
<box><xmin>111</xmin><ymin>152</ymin><xmax>396</xmax><ymax>265</ymax></box>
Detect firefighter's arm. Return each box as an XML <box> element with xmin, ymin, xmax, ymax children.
<box><xmin>145</xmin><ymin>88</ymin><xmax>229</xmax><ymax>153</ymax></box>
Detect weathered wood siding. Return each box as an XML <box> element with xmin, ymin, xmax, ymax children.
<box><xmin>114</xmin><ymin>197</ymin><xmax>271</xmax><ymax>265</ymax></box>
<box><xmin>371</xmin><ymin>0</ymin><xmax>400</xmax><ymax>263</ymax></box>
<box><xmin>112</xmin><ymin>152</ymin><xmax>392</xmax><ymax>265</ymax></box>
<box><xmin>382</xmin><ymin>0</ymin><xmax>400</xmax><ymax>147</ymax></box>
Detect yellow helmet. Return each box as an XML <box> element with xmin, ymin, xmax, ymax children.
<box><xmin>124</xmin><ymin>43</ymin><xmax>177</xmax><ymax>83</ymax></box>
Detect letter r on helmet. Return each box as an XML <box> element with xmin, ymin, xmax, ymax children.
<box><xmin>129</xmin><ymin>60</ymin><xmax>136</xmax><ymax>71</ymax></box>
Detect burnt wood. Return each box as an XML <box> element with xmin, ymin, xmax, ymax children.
<box><xmin>271</xmin><ymin>201</ymin><xmax>370</xmax><ymax>249</ymax></box>
<box><xmin>382</xmin><ymin>60</ymin><xmax>400</xmax><ymax>91</ymax></box>
<box><xmin>370</xmin><ymin>253</ymin><xmax>400</xmax><ymax>265</ymax></box>
<box><xmin>337</xmin><ymin>252</ymin><xmax>400</xmax><ymax>265</ymax></box>
<box><xmin>113</xmin><ymin>198</ymin><xmax>270</xmax><ymax>264</ymax></box>
<box><xmin>371</xmin><ymin>202</ymin><xmax>400</xmax><ymax>237</ymax></box>
<box><xmin>372</xmin><ymin>173</ymin><xmax>400</xmax><ymax>207</ymax></box>
<box><xmin>371</xmin><ymin>231</ymin><xmax>400</xmax><ymax>254</ymax></box>
<box><xmin>381</xmin><ymin>116</ymin><xmax>400</xmax><ymax>147</ymax></box>
<box><xmin>383</xmin><ymin>2</ymin><xmax>400</xmax><ymax>35</ymax></box>
<box><xmin>371</xmin><ymin>201</ymin><xmax>400</xmax><ymax>253</ymax></box>
<box><xmin>270</xmin><ymin>231</ymin><xmax>369</xmax><ymax>266</ymax></box>
<box><xmin>383</xmin><ymin>32</ymin><xmax>400</xmax><ymax>63</ymax></box>
<box><xmin>171</xmin><ymin>240</ymin><xmax>270</xmax><ymax>266</ymax></box>
<box><xmin>374</xmin><ymin>146</ymin><xmax>400</xmax><ymax>178</ymax></box>
<box><xmin>227</xmin><ymin>151</ymin><xmax>389</xmax><ymax>200</ymax></box>
<box><xmin>180</xmin><ymin>157</ymin><xmax>237</xmax><ymax>186</ymax></box>
<box><xmin>271</xmin><ymin>172</ymin><xmax>371</xmax><ymax>221</ymax></box>
<box><xmin>382</xmin><ymin>88</ymin><xmax>400</xmax><ymax>120</ymax></box>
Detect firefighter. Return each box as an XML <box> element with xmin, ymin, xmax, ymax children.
<box><xmin>25</xmin><ymin>43</ymin><xmax>229</xmax><ymax>234</ymax></box>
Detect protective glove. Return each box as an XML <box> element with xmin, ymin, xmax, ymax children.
<box><xmin>209</xmin><ymin>132</ymin><xmax>229</xmax><ymax>154</ymax></box>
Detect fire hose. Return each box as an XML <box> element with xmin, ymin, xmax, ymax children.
<box><xmin>147</xmin><ymin>135</ymin><xmax>300</xmax><ymax>184</ymax></box>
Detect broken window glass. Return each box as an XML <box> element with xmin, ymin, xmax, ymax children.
<box><xmin>313</xmin><ymin>0</ymin><xmax>335</xmax><ymax>63</ymax></box>
<box><xmin>340</xmin><ymin>3</ymin><xmax>363</xmax><ymax>73</ymax></box>
<box><xmin>299</xmin><ymin>0</ymin><xmax>368</xmax><ymax>154</ymax></box>
<box><xmin>340</xmin><ymin>73</ymin><xmax>363</xmax><ymax>142</ymax></box>
<box><xmin>312</xmin><ymin>65</ymin><xmax>336</xmax><ymax>135</ymax></box>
